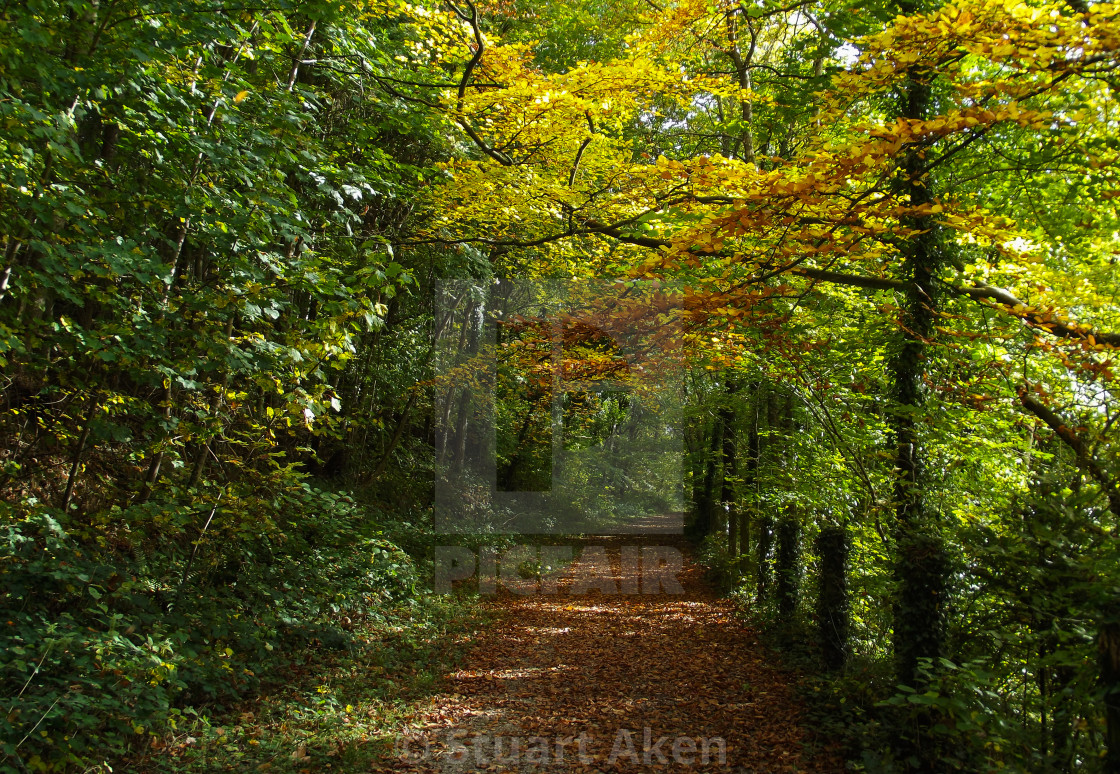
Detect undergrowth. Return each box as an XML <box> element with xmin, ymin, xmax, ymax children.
<box><xmin>0</xmin><ymin>478</ymin><xmax>485</xmax><ymax>774</ymax></box>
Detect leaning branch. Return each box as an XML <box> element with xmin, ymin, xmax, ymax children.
<box><xmin>950</xmin><ymin>282</ymin><xmax>1120</xmax><ymax>347</ymax></box>
<box><xmin>792</xmin><ymin>266</ymin><xmax>899</xmax><ymax>292</ymax></box>
<box><xmin>797</xmin><ymin>267</ymin><xmax>1120</xmax><ymax>347</ymax></box>
<box><xmin>1019</xmin><ymin>389</ymin><xmax>1120</xmax><ymax>519</ymax></box>
<box><xmin>440</xmin><ymin>0</ymin><xmax>514</xmax><ymax>166</ymax></box>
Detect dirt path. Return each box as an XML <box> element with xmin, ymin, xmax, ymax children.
<box><xmin>382</xmin><ymin>535</ymin><xmax>844</xmax><ymax>773</ymax></box>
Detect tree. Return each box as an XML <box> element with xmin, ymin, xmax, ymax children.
<box><xmin>407</xmin><ymin>0</ymin><xmax>1120</xmax><ymax>766</ymax></box>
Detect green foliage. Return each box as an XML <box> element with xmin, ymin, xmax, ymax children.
<box><xmin>0</xmin><ymin>481</ymin><xmax>423</xmax><ymax>772</ymax></box>
<box><xmin>0</xmin><ymin>1</ymin><xmax>461</xmax><ymax>766</ymax></box>
<box><xmin>875</xmin><ymin>657</ymin><xmax>1022</xmax><ymax>772</ymax></box>
<box><xmin>695</xmin><ymin>531</ymin><xmax>738</xmax><ymax>593</ymax></box>
<box><xmin>2</xmin><ymin>0</ymin><xmax>1119</xmax><ymax>770</ymax></box>
<box><xmin>775</xmin><ymin>514</ymin><xmax>803</xmax><ymax>619</ymax></box>
<box><xmin>129</xmin><ymin>595</ymin><xmax>484</xmax><ymax>774</ymax></box>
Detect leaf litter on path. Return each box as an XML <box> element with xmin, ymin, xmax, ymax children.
<box><xmin>381</xmin><ymin>535</ymin><xmax>844</xmax><ymax>773</ymax></box>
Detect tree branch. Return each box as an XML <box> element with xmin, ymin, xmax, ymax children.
<box><xmin>413</xmin><ymin>222</ymin><xmax>1120</xmax><ymax>348</ymax></box>
<box><xmin>1019</xmin><ymin>389</ymin><xmax>1120</xmax><ymax>518</ymax></box>
<box><xmin>442</xmin><ymin>0</ymin><xmax>514</xmax><ymax>166</ymax></box>
<box><xmin>949</xmin><ymin>282</ymin><xmax>1120</xmax><ymax>347</ymax></box>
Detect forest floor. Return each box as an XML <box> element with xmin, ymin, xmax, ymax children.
<box><xmin>381</xmin><ymin>532</ymin><xmax>845</xmax><ymax>774</ymax></box>
<box><xmin>133</xmin><ymin>530</ymin><xmax>844</xmax><ymax>773</ymax></box>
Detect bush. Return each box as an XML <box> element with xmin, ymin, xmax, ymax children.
<box><xmin>0</xmin><ymin>481</ymin><xmax>420</xmax><ymax>773</ymax></box>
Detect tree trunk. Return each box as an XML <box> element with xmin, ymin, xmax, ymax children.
<box><xmin>775</xmin><ymin>511</ymin><xmax>801</xmax><ymax>618</ymax></box>
<box><xmin>61</xmin><ymin>398</ymin><xmax>97</xmax><ymax>511</ymax></box>
<box><xmin>817</xmin><ymin>522</ymin><xmax>850</xmax><ymax>671</ymax></box>
<box><xmin>890</xmin><ymin>0</ymin><xmax>947</xmax><ymax>693</ymax></box>
<box><xmin>755</xmin><ymin>514</ymin><xmax>773</xmax><ymax>601</ymax></box>
<box><xmin>737</xmin><ymin>383</ymin><xmax>761</xmax><ymax>572</ymax></box>
<box><xmin>365</xmin><ymin>390</ymin><xmax>418</xmax><ymax>485</ymax></box>
<box><xmin>693</xmin><ymin>413</ymin><xmax>722</xmax><ymax>538</ymax></box>
<box><xmin>719</xmin><ymin>377</ymin><xmax>738</xmax><ymax>542</ymax></box>
<box><xmin>138</xmin><ymin>382</ymin><xmax>173</xmax><ymax>502</ymax></box>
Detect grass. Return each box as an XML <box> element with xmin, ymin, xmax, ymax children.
<box><xmin>120</xmin><ymin>595</ymin><xmax>489</xmax><ymax>774</ymax></box>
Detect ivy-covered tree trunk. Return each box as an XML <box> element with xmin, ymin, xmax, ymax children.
<box><xmin>756</xmin><ymin>514</ymin><xmax>774</xmax><ymax>601</ymax></box>
<box><xmin>740</xmin><ymin>384</ymin><xmax>760</xmax><ymax>563</ymax></box>
<box><xmin>890</xmin><ymin>0</ymin><xmax>947</xmax><ymax>692</ymax></box>
<box><xmin>693</xmin><ymin>409</ymin><xmax>724</xmax><ymax>538</ymax></box>
<box><xmin>886</xmin><ymin>9</ymin><xmax>952</xmax><ymax>769</ymax></box>
<box><xmin>727</xmin><ymin>502</ymin><xmax>740</xmax><ymax>558</ymax></box>
<box><xmin>817</xmin><ymin>522</ymin><xmax>850</xmax><ymax>671</ymax></box>
<box><xmin>775</xmin><ymin>512</ymin><xmax>801</xmax><ymax>618</ymax></box>
<box><xmin>721</xmin><ymin>377</ymin><xmax>738</xmax><ymax>548</ymax></box>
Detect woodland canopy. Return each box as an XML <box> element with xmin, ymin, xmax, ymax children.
<box><xmin>1</xmin><ymin>0</ymin><xmax>1119</xmax><ymax>770</ymax></box>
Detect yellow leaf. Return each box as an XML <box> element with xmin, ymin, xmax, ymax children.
<box><xmin>234</xmin><ymin>90</ymin><xmax>250</xmax><ymax>104</ymax></box>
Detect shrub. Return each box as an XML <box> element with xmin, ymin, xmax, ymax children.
<box><xmin>0</xmin><ymin>481</ymin><xmax>419</xmax><ymax>772</ymax></box>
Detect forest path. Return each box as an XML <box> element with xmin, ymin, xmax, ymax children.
<box><xmin>383</xmin><ymin>533</ymin><xmax>844</xmax><ymax>773</ymax></box>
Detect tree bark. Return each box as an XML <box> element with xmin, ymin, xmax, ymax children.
<box><xmin>889</xmin><ymin>7</ymin><xmax>947</xmax><ymax>694</ymax></box>
<box><xmin>775</xmin><ymin>511</ymin><xmax>801</xmax><ymax>618</ymax></box>
<box><xmin>719</xmin><ymin>377</ymin><xmax>738</xmax><ymax>542</ymax></box>
<box><xmin>755</xmin><ymin>513</ymin><xmax>773</xmax><ymax>601</ymax></box>
<box><xmin>61</xmin><ymin>398</ymin><xmax>97</xmax><ymax>512</ymax></box>
<box><xmin>696</xmin><ymin>415</ymin><xmax>722</xmax><ymax>537</ymax></box>
<box><xmin>817</xmin><ymin>522</ymin><xmax>850</xmax><ymax>671</ymax></box>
